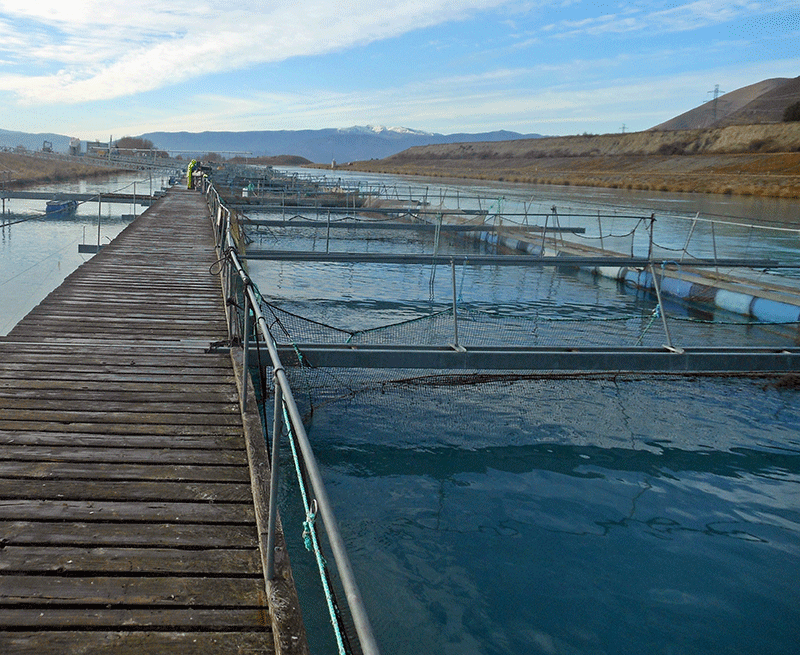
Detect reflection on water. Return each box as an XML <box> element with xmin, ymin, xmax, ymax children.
<box><xmin>0</xmin><ymin>173</ymin><xmax>160</xmax><ymax>334</ymax></box>
<box><xmin>261</xmin><ymin>169</ymin><xmax>800</xmax><ymax>655</ymax></box>
<box><xmin>282</xmin><ymin>375</ymin><xmax>800</xmax><ymax>655</ymax></box>
<box><xmin>2</xmin><ymin>169</ymin><xmax>799</xmax><ymax>654</ymax></box>
<box><xmin>277</xmin><ymin>167</ymin><xmax>800</xmax><ymax>282</ymax></box>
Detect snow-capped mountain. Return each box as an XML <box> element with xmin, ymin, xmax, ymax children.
<box><xmin>131</xmin><ymin>127</ymin><xmax>543</xmax><ymax>164</ymax></box>
<box><xmin>338</xmin><ymin>125</ymin><xmax>436</xmax><ymax>137</ymax></box>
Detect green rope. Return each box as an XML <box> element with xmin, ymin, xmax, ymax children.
<box><xmin>635</xmin><ymin>305</ymin><xmax>661</xmax><ymax>346</ymax></box>
<box><xmin>283</xmin><ymin>405</ymin><xmax>348</xmax><ymax>655</ymax></box>
<box><xmin>347</xmin><ymin>309</ymin><xmax>452</xmax><ymax>343</ymax></box>
<box><xmin>302</xmin><ymin>506</ymin><xmax>316</xmax><ymax>552</ymax></box>
<box><xmin>457</xmin><ymin>259</ymin><xmax>468</xmax><ymax>305</ymax></box>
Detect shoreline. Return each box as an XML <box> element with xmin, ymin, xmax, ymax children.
<box><xmin>342</xmin><ymin>151</ymin><xmax>800</xmax><ymax>200</ymax></box>
<box><xmin>0</xmin><ymin>152</ymin><xmax>128</xmax><ymax>189</ymax></box>
<box><xmin>341</xmin><ymin>124</ymin><xmax>800</xmax><ymax>200</ymax></box>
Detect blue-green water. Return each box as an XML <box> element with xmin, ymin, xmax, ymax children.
<box><xmin>0</xmin><ymin>173</ymin><xmax>161</xmax><ymax>334</ymax></box>
<box><xmin>256</xmin><ymin>169</ymin><xmax>800</xmax><ymax>655</ymax></box>
<box><xmin>292</xmin><ymin>377</ymin><xmax>800</xmax><ymax>655</ymax></box>
<box><xmin>3</xmin><ymin>171</ymin><xmax>799</xmax><ymax>654</ymax></box>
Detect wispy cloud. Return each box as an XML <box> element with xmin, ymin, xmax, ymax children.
<box><xmin>0</xmin><ymin>0</ymin><xmax>795</xmax><ymax>136</ymax></box>
<box><xmin>0</xmin><ymin>0</ymin><xmax>513</xmax><ymax>104</ymax></box>
<box><xmin>542</xmin><ymin>0</ymin><xmax>799</xmax><ymax>38</ymax></box>
<box><xmin>173</xmin><ymin>55</ymin><xmax>799</xmax><ymax>135</ymax></box>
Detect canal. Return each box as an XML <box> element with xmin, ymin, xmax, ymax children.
<box><xmin>0</xmin><ymin>173</ymin><xmax>168</xmax><ymax>335</ymax></box>
<box><xmin>2</xmin><ymin>168</ymin><xmax>798</xmax><ymax>655</ymax></box>
<box><xmin>251</xmin><ymin>168</ymin><xmax>800</xmax><ymax>655</ymax></box>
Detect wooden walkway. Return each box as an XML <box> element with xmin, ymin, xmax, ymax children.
<box><xmin>0</xmin><ymin>188</ymin><xmax>303</xmax><ymax>653</ymax></box>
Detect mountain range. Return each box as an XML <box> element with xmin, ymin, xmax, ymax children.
<box><xmin>137</xmin><ymin>127</ymin><xmax>541</xmax><ymax>164</ymax></box>
<box><xmin>0</xmin><ymin>129</ymin><xmax>77</xmax><ymax>154</ymax></box>
<box><xmin>1</xmin><ymin>76</ymin><xmax>797</xmax><ymax>162</ymax></box>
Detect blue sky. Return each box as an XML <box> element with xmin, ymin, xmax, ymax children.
<box><xmin>0</xmin><ymin>1</ymin><xmax>797</xmax><ymax>140</ymax></box>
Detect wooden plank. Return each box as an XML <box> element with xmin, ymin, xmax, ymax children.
<box><xmin>0</xmin><ymin>575</ymin><xmax>266</xmax><ymax>606</ymax></box>
<box><xmin>0</xmin><ymin>398</ymin><xmax>241</xmax><ymax>415</ymax></box>
<box><xmin>0</xmin><ymin>421</ymin><xmax>244</xmax><ymax>436</ymax></box>
<box><xmin>0</xmin><ymin>610</ymin><xmax>271</xmax><ymax>630</ymax></box>
<box><xmin>0</xmin><ymin>379</ymin><xmax>240</xmax><ymax>395</ymax></box>
<box><xmin>0</xmin><ymin>521</ymin><xmax>258</xmax><ymax>548</ymax></box>
<box><xmin>0</xmin><ymin>446</ymin><xmax>248</xmax><ymax>464</ymax></box>
<box><xmin>0</xmin><ymin>351</ymin><xmax>233</xmax><ymax>368</ymax></box>
<box><xmin>0</xmin><ymin>431</ymin><xmax>245</xmax><ymax>450</ymax></box>
<box><xmin>0</xmin><ymin>499</ymin><xmax>255</xmax><ymax>523</ymax></box>
<box><xmin>0</xmin><ymin>408</ymin><xmax>242</xmax><ymax>426</ymax></box>
<box><xmin>0</xmin><ymin>391</ymin><xmax>240</xmax><ymax>406</ymax></box>
<box><xmin>0</xmin><ymin>371</ymin><xmax>237</xmax><ymax>384</ymax></box>
<box><xmin>0</xmin><ymin>479</ymin><xmax>254</xmax><ymax>502</ymax></box>
<box><xmin>0</xmin><ymin>546</ymin><xmax>261</xmax><ymax>575</ymax></box>
<box><xmin>0</xmin><ymin>461</ymin><xmax>250</xmax><ymax>482</ymax></box>
<box><xmin>0</xmin><ymin>631</ymin><xmax>273</xmax><ymax>655</ymax></box>
<box><xmin>0</xmin><ymin>341</ymin><xmax>224</xmax><ymax>353</ymax></box>
<box><xmin>7</xmin><ymin>318</ymin><xmax>229</xmax><ymax>330</ymax></box>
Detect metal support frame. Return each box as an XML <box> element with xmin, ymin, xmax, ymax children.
<box><xmin>451</xmin><ymin>259</ymin><xmax>460</xmax><ymax>349</ymax></box>
<box><xmin>240</xmin><ymin>218</ymin><xmax>586</xmax><ymax>233</ymax></box>
<box><xmin>204</xmin><ymin>180</ymin><xmax>382</xmax><ymax>655</ymax></box>
<box><xmin>201</xmin><ymin>170</ymin><xmax>800</xmax><ymax>655</ymax></box>
<box><xmin>649</xmin><ymin>263</ymin><xmax>678</xmax><ymax>352</ymax></box>
<box><xmin>266</xmin><ymin>343</ymin><xmax>800</xmax><ymax>372</ymax></box>
<box><xmin>241</xmin><ymin>251</ymin><xmax>781</xmax><ymax>268</ymax></box>
<box><xmin>266</xmin><ymin>379</ymin><xmax>283</xmax><ymax>580</ymax></box>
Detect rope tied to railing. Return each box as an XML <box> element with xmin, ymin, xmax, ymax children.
<box><xmin>635</xmin><ymin>304</ymin><xmax>661</xmax><ymax>346</ymax></box>
<box><xmin>457</xmin><ymin>257</ymin><xmax>468</xmax><ymax>305</ymax></box>
<box><xmin>302</xmin><ymin>499</ymin><xmax>318</xmax><ymax>552</ymax></box>
<box><xmin>208</xmin><ymin>245</ymin><xmax>237</xmax><ymax>275</ymax></box>
<box><xmin>283</xmin><ymin>403</ymin><xmax>349</xmax><ymax>655</ymax></box>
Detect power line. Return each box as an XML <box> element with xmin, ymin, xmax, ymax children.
<box><xmin>707</xmin><ymin>84</ymin><xmax>725</xmax><ymax>122</ymax></box>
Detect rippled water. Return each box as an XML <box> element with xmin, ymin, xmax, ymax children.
<box><xmin>0</xmin><ymin>173</ymin><xmax>160</xmax><ymax>334</ymax></box>
<box><xmin>259</xmin><ymin>169</ymin><xmax>800</xmax><ymax>655</ymax></box>
<box><xmin>285</xmin><ymin>377</ymin><xmax>800</xmax><ymax>655</ymax></box>
<box><xmin>2</xmin><ymin>171</ymin><xmax>798</xmax><ymax>654</ymax></box>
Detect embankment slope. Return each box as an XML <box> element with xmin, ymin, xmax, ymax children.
<box><xmin>0</xmin><ymin>152</ymin><xmax>127</xmax><ymax>187</ymax></box>
<box><xmin>346</xmin><ymin>123</ymin><xmax>800</xmax><ymax>199</ymax></box>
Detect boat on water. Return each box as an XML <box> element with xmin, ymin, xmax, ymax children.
<box><xmin>45</xmin><ymin>198</ymin><xmax>79</xmax><ymax>216</ymax></box>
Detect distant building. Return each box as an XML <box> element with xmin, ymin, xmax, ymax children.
<box><xmin>69</xmin><ymin>138</ymin><xmax>81</xmax><ymax>156</ymax></box>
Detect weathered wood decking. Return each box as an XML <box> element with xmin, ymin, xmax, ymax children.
<box><xmin>0</xmin><ymin>188</ymin><xmax>302</xmax><ymax>653</ymax></box>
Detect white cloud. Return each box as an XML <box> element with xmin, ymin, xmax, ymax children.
<box><xmin>0</xmin><ymin>0</ymin><xmax>513</xmax><ymax>104</ymax></box>
<box><xmin>545</xmin><ymin>0</ymin><xmax>799</xmax><ymax>38</ymax></box>
<box><xmin>188</xmin><ymin>55</ymin><xmax>800</xmax><ymax>134</ymax></box>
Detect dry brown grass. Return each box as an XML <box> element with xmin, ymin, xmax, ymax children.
<box><xmin>344</xmin><ymin>124</ymin><xmax>800</xmax><ymax>199</ymax></box>
<box><xmin>0</xmin><ymin>152</ymin><xmax>127</xmax><ymax>188</ymax></box>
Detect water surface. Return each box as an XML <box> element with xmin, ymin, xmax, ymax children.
<box><xmin>264</xmin><ymin>168</ymin><xmax>800</xmax><ymax>655</ymax></box>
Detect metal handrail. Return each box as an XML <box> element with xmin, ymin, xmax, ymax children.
<box><xmin>201</xmin><ymin>177</ymin><xmax>381</xmax><ymax>655</ymax></box>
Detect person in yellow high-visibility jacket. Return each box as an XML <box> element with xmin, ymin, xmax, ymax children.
<box><xmin>187</xmin><ymin>159</ymin><xmax>197</xmax><ymax>189</ymax></box>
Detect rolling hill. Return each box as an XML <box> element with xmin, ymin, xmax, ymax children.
<box><xmin>652</xmin><ymin>76</ymin><xmax>800</xmax><ymax>130</ymax></box>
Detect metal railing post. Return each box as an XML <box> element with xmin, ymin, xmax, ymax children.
<box><xmin>649</xmin><ymin>263</ymin><xmax>677</xmax><ymax>352</ymax></box>
<box><xmin>597</xmin><ymin>211</ymin><xmax>604</xmax><ymax>252</ymax></box>
<box><xmin>266</xmin><ymin>378</ymin><xmax>283</xmax><ymax>579</ymax></box>
<box><xmin>540</xmin><ymin>211</ymin><xmax>549</xmax><ymax>254</ymax></box>
<box><xmin>227</xmin><ymin>258</ymin><xmax>237</xmax><ymax>340</ymax></box>
<box><xmin>326</xmin><ymin>210</ymin><xmax>331</xmax><ymax>253</ymax></box>
<box><xmin>213</xmin><ymin>183</ymin><xmax>382</xmax><ymax>655</ymax></box>
<box><xmin>711</xmin><ymin>220</ymin><xmax>720</xmax><ymax>275</ymax></box>
<box><xmin>451</xmin><ymin>258</ymin><xmax>459</xmax><ymax>348</ymax></box>
<box><xmin>681</xmin><ymin>212</ymin><xmax>699</xmax><ymax>262</ymax></box>
<box><xmin>241</xmin><ymin>292</ymin><xmax>251</xmax><ymax>412</ymax></box>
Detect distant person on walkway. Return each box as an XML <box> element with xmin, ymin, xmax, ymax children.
<box><xmin>186</xmin><ymin>159</ymin><xmax>197</xmax><ymax>189</ymax></box>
